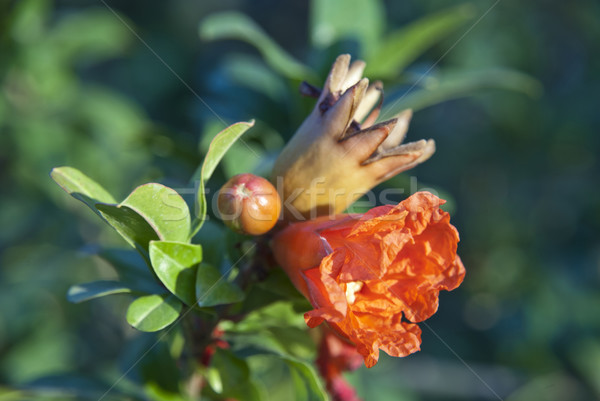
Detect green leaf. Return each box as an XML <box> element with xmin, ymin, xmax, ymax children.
<box><xmin>49</xmin><ymin>10</ymin><xmax>132</xmax><ymax>62</ymax></box>
<box><xmin>225</xmin><ymin>327</ymin><xmax>316</xmax><ymax>361</ymax></box>
<box><xmin>204</xmin><ymin>367</ymin><xmax>223</xmax><ymax>394</ymax></box>
<box><xmin>284</xmin><ymin>357</ymin><xmax>328</xmax><ymax>401</ymax></box>
<box><xmin>191</xmin><ymin>121</ymin><xmax>254</xmax><ymax>237</ymax></box>
<box><xmin>380</xmin><ymin>68</ymin><xmax>543</xmax><ymax>116</ymax></box>
<box><xmin>95</xmin><ymin>203</ymin><xmax>159</xmax><ymax>262</ymax></box>
<box><xmin>222</xmin><ymin>302</ymin><xmax>316</xmax><ymax>359</ymax></box>
<box><xmin>310</xmin><ymin>0</ymin><xmax>384</xmax><ymax>52</ymax></box>
<box><xmin>199</xmin><ymin>121</ymin><xmax>255</xmax><ymax>182</ymax></box>
<box><xmin>10</xmin><ymin>0</ymin><xmax>51</xmax><ymax>43</ymax></box>
<box><xmin>196</xmin><ymin>120</ymin><xmax>255</xmax><ymax>181</ymax></box>
<box><xmin>53</xmin><ymin>170</ymin><xmax>191</xmax><ymax>262</ymax></box>
<box><xmin>50</xmin><ymin>166</ymin><xmax>116</xmax><ymax>216</ymax></box>
<box><xmin>365</xmin><ymin>4</ymin><xmax>476</xmax><ymax>78</ymax></box>
<box><xmin>120</xmin><ymin>183</ymin><xmax>191</xmax><ymax>243</ymax></box>
<box><xmin>223</xmin><ymin>54</ymin><xmax>289</xmax><ymax>102</ymax></box>
<box><xmin>211</xmin><ymin>349</ymin><xmax>262</xmax><ymax>401</ymax></box>
<box><xmin>144</xmin><ymin>382</ymin><xmax>188</xmax><ymax>401</ymax></box>
<box><xmin>244</xmin><ymin>355</ymin><xmax>324</xmax><ymax>401</ymax></box>
<box><xmin>118</xmin><ymin>335</ymin><xmax>183</xmax><ymax>400</ymax></box>
<box><xmin>223</xmin><ymin>141</ymin><xmax>265</xmax><ymax>177</ymax></box>
<box><xmin>126</xmin><ymin>294</ymin><xmax>182</xmax><ymax>332</ymax></box>
<box><xmin>228</xmin><ymin>302</ymin><xmax>308</xmax><ymax>332</ymax></box>
<box><xmin>96</xmin><ymin>183</ymin><xmax>191</xmax><ymax>261</ymax></box>
<box><xmin>199</xmin><ymin>12</ymin><xmax>314</xmax><ymax>81</ymax></box>
<box><xmin>67</xmin><ymin>280</ymin><xmax>131</xmax><ymax>303</ymax></box>
<box><xmin>140</xmin><ymin>344</ymin><xmax>184</xmax><ymax>400</ymax></box>
<box><xmin>196</xmin><ymin>263</ymin><xmax>244</xmax><ymax>307</ymax></box>
<box><xmin>149</xmin><ymin>241</ymin><xmax>202</xmax><ymax>306</ymax></box>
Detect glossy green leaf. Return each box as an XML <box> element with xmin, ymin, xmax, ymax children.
<box><xmin>191</xmin><ymin>121</ymin><xmax>254</xmax><ymax>237</ymax></box>
<box><xmin>199</xmin><ymin>122</ymin><xmax>254</xmax><ymax>182</ymax></box>
<box><xmin>149</xmin><ymin>241</ymin><xmax>202</xmax><ymax>306</ymax></box>
<box><xmin>365</xmin><ymin>5</ymin><xmax>476</xmax><ymax>78</ymax></box>
<box><xmin>196</xmin><ymin>263</ymin><xmax>244</xmax><ymax>307</ymax></box>
<box><xmin>310</xmin><ymin>0</ymin><xmax>384</xmax><ymax>52</ymax></box>
<box><xmin>50</xmin><ymin>166</ymin><xmax>116</xmax><ymax>216</ymax></box>
<box><xmin>199</xmin><ymin>12</ymin><xmax>313</xmax><ymax>81</ymax></box>
<box><xmin>126</xmin><ymin>294</ymin><xmax>182</xmax><ymax>332</ymax></box>
<box><xmin>120</xmin><ymin>183</ymin><xmax>191</xmax><ymax>243</ymax></box>
<box><xmin>95</xmin><ymin>183</ymin><xmax>191</xmax><ymax>260</ymax></box>
<box><xmin>199</xmin><ymin>119</ymin><xmax>282</xmax><ymax>178</ymax></box>
<box><xmin>284</xmin><ymin>357</ymin><xmax>328</xmax><ymax>401</ymax></box>
<box><xmin>380</xmin><ymin>68</ymin><xmax>543</xmax><ymax>116</ymax></box>
<box><xmin>67</xmin><ymin>280</ymin><xmax>131</xmax><ymax>303</ymax></box>
<box><xmin>95</xmin><ymin>203</ymin><xmax>159</xmax><ymax>261</ymax></box>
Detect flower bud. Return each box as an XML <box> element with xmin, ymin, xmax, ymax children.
<box><xmin>217</xmin><ymin>173</ymin><xmax>281</xmax><ymax>235</ymax></box>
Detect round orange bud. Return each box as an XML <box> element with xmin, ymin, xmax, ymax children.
<box><xmin>217</xmin><ymin>173</ymin><xmax>281</xmax><ymax>235</ymax></box>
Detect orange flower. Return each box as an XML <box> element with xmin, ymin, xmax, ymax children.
<box><xmin>272</xmin><ymin>192</ymin><xmax>465</xmax><ymax>367</ymax></box>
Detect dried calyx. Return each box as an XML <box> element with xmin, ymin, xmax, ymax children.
<box><xmin>272</xmin><ymin>54</ymin><xmax>435</xmax><ymax>221</ymax></box>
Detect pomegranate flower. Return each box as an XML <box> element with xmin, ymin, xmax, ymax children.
<box><xmin>272</xmin><ymin>192</ymin><xmax>465</xmax><ymax>367</ymax></box>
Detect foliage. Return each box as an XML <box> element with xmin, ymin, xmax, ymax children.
<box><xmin>50</xmin><ymin>120</ymin><xmax>254</xmax><ymax>333</ymax></box>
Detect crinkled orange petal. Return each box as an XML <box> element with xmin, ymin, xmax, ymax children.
<box><xmin>272</xmin><ymin>191</ymin><xmax>465</xmax><ymax>367</ymax></box>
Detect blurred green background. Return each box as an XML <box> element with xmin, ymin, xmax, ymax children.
<box><xmin>1</xmin><ymin>0</ymin><xmax>599</xmax><ymax>400</ymax></box>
